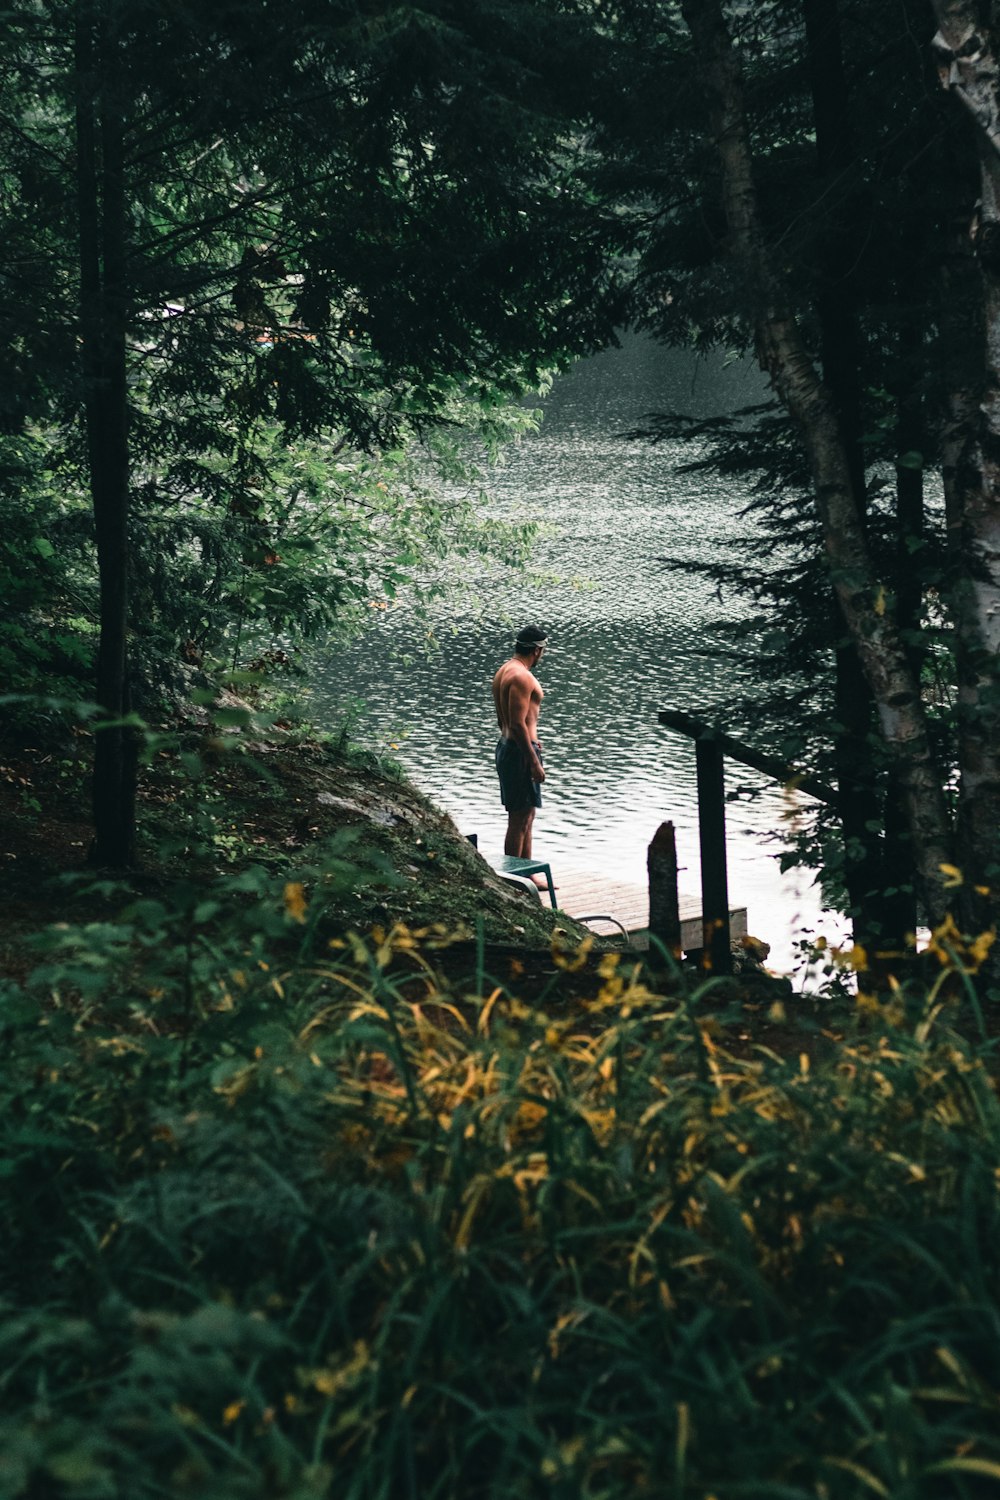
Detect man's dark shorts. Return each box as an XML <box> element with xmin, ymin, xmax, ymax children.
<box><xmin>495</xmin><ymin>737</ymin><xmax>543</xmax><ymax>812</ymax></box>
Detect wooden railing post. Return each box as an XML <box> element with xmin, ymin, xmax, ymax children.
<box><xmin>647</xmin><ymin>820</ymin><xmax>681</xmax><ymax>959</ymax></box>
<box><xmin>658</xmin><ymin>707</ymin><xmax>839</xmax><ymax>807</ymax></box>
<box><xmin>695</xmin><ymin>735</ymin><xmax>732</xmax><ymax>974</ymax></box>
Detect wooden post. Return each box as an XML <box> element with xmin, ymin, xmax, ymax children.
<box><xmin>695</xmin><ymin>736</ymin><xmax>731</xmax><ymax>974</ymax></box>
<box><xmin>647</xmin><ymin>821</ymin><xmax>681</xmax><ymax>959</ymax></box>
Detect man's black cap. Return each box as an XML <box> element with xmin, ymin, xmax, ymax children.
<box><xmin>515</xmin><ymin>625</ymin><xmax>549</xmax><ymax>651</ymax></box>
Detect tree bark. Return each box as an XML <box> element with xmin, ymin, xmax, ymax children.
<box><xmin>931</xmin><ymin>4</ymin><xmax>1000</xmax><ymax>937</ymax></box>
<box><xmin>883</xmin><ymin>312</ymin><xmax>925</xmax><ymax>944</ymax></box>
<box><xmin>76</xmin><ymin>0</ymin><xmax>136</xmax><ymax>867</ymax></box>
<box><xmin>803</xmin><ymin>0</ymin><xmax>888</xmax><ymax>946</ymax></box>
<box><xmin>679</xmin><ymin>0</ymin><xmax>954</xmax><ymax>925</ymax></box>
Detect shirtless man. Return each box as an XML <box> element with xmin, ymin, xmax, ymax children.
<box><xmin>492</xmin><ymin>625</ymin><xmax>548</xmax><ymax>858</ymax></box>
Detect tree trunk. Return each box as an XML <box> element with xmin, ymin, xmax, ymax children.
<box><xmin>883</xmin><ymin>314</ymin><xmax>925</xmax><ymax>945</ymax></box>
<box><xmin>803</xmin><ymin>0</ymin><xmax>888</xmax><ymax>947</ymax></box>
<box><xmin>937</xmin><ymin>196</ymin><xmax>983</xmax><ymax>931</ymax></box>
<box><xmin>931</xmin><ymin>5</ymin><xmax>1000</xmax><ymax>942</ymax></box>
<box><xmin>76</xmin><ymin>0</ymin><xmax>136</xmax><ymax>868</ymax></box>
<box><xmin>679</xmin><ymin>0</ymin><xmax>954</xmax><ymax>926</ymax></box>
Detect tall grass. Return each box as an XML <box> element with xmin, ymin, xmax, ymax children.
<box><xmin>2</xmin><ymin>879</ymin><xmax>1000</xmax><ymax>1498</ymax></box>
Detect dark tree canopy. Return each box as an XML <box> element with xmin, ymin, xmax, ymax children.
<box><xmin>0</xmin><ymin>0</ymin><xmax>626</xmax><ymax>863</ymax></box>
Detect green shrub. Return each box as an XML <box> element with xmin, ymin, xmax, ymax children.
<box><xmin>2</xmin><ymin>893</ymin><xmax>1000</xmax><ymax>1498</ymax></box>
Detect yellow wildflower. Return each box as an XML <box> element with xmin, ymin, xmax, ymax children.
<box><xmin>283</xmin><ymin>882</ymin><xmax>308</xmax><ymax>923</ymax></box>
<box><xmin>969</xmin><ymin>929</ymin><xmax>997</xmax><ymax>970</ymax></box>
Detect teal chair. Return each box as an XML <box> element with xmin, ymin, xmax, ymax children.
<box><xmin>495</xmin><ymin>854</ymin><xmax>557</xmax><ymax>908</ymax></box>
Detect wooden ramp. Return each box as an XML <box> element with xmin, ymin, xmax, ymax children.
<box><xmin>553</xmin><ymin>868</ymin><xmax>748</xmax><ymax>952</ymax></box>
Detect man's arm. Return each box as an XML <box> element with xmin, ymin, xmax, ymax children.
<box><xmin>506</xmin><ymin>674</ymin><xmax>545</xmax><ymax>781</ymax></box>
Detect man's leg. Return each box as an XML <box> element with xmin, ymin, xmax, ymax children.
<box><xmin>504</xmin><ymin>809</ymin><xmax>554</xmax><ymax>900</ymax></box>
<box><xmin>505</xmin><ymin>808</ymin><xmax>533</xmax><ymax>856</ymax></box>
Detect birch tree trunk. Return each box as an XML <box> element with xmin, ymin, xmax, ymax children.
<box><xmin>930</xmin><ymin>3</ymin><xmax>1000</xmax><ymax>935</ymax></box>
<box><xmin>678</xmin><ymin>0</ymin><xmax>954</xmax><ymax>927</ymax></box>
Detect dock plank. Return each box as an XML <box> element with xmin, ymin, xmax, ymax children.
<box><xmin>552</xmin><ymin>867</ymin><xmax>747</xmax><ymax>951</ymax></box>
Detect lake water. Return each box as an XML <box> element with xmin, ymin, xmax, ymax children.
<box><xmin>309</xmin><ymin>335</ymin><xmax>846</xmax><ymax>973</ymax></box>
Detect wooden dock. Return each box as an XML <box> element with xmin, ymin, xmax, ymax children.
<box><xmin>552</xmin><ymin>867</ymin><xmax>748</xmax><ymax>951</ymax></box>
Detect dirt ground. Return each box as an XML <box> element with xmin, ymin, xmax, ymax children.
<box><xmin>0</xmin><ymin>720</ymin><xmax>581</xmax><ymax>966</ymax></box>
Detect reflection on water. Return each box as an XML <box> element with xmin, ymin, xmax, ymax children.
<box><xmin>308</xmin><ymin>336</ymin><xmax>843</xmax><ymax>972</ymax></box>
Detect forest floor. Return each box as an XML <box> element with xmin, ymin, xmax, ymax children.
<box><xmin>0</xmin><ymin>714</ymin><xmax>842</xmax><ymax>1054</ymax></box>
<box><xmin>0</xmin><ymin>719</ymin><xmax>575</xmax><ymax>950</ymax></box>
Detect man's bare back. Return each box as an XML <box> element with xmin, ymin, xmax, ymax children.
<box><xmin>492</xmin><ymin>658</ymin><xmax>545</xmax><ymax>780</ymax></box>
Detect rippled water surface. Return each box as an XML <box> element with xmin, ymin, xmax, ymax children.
<box><xmin>309</xmin><ymin>336</ymin><xmax>842</xmax><ymax>970</ymax></box>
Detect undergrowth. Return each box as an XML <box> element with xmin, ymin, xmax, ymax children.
<box><xmin>2</xmin><ymin>865</ymin><xmax>999</xmax><ymax>1499</ymax></box>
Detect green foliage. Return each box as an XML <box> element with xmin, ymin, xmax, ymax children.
<box><xmin>2</xmin><ymin>899</ymin><xmax>1000</xmax><ymax>1497</ymax></box>
<box><xmin>633</xmin><ymin>399</ymin><xmax>956</xmax><ymax>910</ymax></box>
<box><xmin>2</xmin><ymin>400</ymin><xmax>545</xmax><ymax>734</ymax></box>
<box><xmin>0</xmin><ymin>433</ymin><xmax>96</xmax><ymax>717</ymax></box>
<box><xmin>126</xmin><ymin>402</ymin><xmax>546</xmax><ymax>684</ymax></box>
<box><xmin>0</xmin><ymin>0</ymin><xmax>625</xmax><ymax>743</ymax></box>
